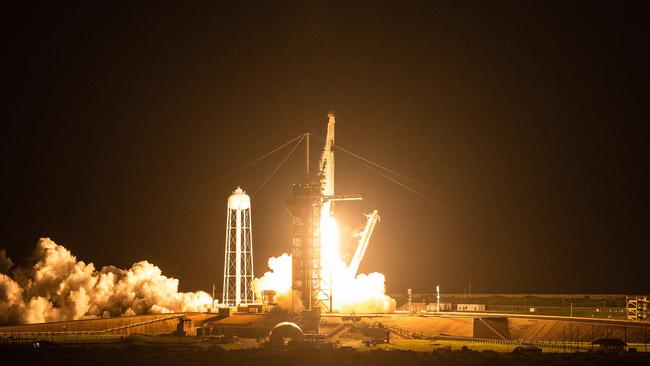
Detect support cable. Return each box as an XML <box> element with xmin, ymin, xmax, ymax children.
<box><xmin>355</xmin><ymin>159</ymin><xmax>469</xmax><ymax>219</ymax></box>
<box><xmin>310</xmin><ymin>134</ymin><xmax>436</xmax><ymax>193</ymax></box>
<box><xmin>312</xmin><ymin>134</ymin><xmax>509</xmax><ymax>243</ymax></box>
<box><xmin>311</xmin><ymin>134</ymin><xmax>477</xmax><ymax>210</ymax></box>
<box><xmin>190</xmin><ymin>133</ymin><xmax>305</xmax><ymax>195</ymax></box>
<box><xmin>253</xmin><ymin>134</ymin><xmax>305</xmax><ymax>197</ymax></box>
<box><xmin>100</xmin><ymin>133</ymin><xmax>306</xmax><ymax>237</ymax></box>
<box><xmin>336</xmin><ymin>144</ymin><xmax>436</xmax><ymax>192</ymax></box>
<box><xmin>310</xmin><ymin>134</ymin><xmax>446</xmax><ymax>206</ymax></box>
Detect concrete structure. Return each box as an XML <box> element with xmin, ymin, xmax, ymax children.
<box><xmin>223</xmin><ymin>187</ymin><xmax>255</xmax><ymax>306</ymax></box>
<box><xmin>269</xmin><ymin>322</ymin><xmax>304</xmax><ymax>345</ymax></box>
<box><xmin>0</xmin><ymin>313</ymin><xmax>215</xmax><ymax>336</ymax></box>
<box><xmin>176</xmin><ymin>317</ymin><xmax>194</xmax><ymax>336</ymax></box>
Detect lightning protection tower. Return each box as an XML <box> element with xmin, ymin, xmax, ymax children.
<box><xmin>222</xmin><ymin>187</ymin><xmax>255</xmax><ymax>306</ymax></box>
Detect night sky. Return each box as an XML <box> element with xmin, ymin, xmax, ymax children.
<box><xmin>3</xmin><ymin>2</ymin><xmax>647</xmax><ymax>295</ymax></box>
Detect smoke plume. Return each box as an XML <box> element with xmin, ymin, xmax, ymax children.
<box><xmin>252</xmin><ymin>253</ymin><xmax>304</xmax><ymax>311</ymax></box>
<box><xmin>0</xmin><ymin>249</ymin><xmax>13</xmax><ymax>274</ymax></box>
<box><xmin>0</xmin><ymin>238</ymin><xmax>212</xmax><ymax>325</ymax></box>
<box><xmin>252</xmin><ymin>253</ymin><xmax>395</xmax><ymax>313</ymax></box>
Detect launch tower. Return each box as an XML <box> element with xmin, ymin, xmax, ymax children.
<box><xmin>287</xmin><ymin>112</ymin><xmax>361</xmax><ymax>313</ymax></box>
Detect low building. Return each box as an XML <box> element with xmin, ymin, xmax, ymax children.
<box><xmin>398</xmin><ymin>302</ymin><xmax>427</xmax><ymax>313</ymax></box>
<box><xmin>456</xmin><ymin>304</ymin><xmax>486</xmax><ymax>312</ymax></box>
<box><xmin>426</xmin><ymin>303</ymin><xmax>453</xmax><ymax>312</ymax></box>
<box><xmin>592</xmin><ymin>338</ymin><xmax>627</xmax><ymax>353</ymax></box>
<box><xmin>176</xmin><ymin>317</ymin><xmax>195</xmax><ymax>336</ymax></box>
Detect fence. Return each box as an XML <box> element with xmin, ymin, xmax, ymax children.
<box><xmin>378</xmin><ymin>322</ymin><xmax>595</xmax><ymax>352</ymax></box>
<box><xmin>0</xmin><ymin>335</ymin><xmax>36</xmax><ymax>346</ymax></box>
<box><xmin>0</xmin><ymin>333</ymin><xmax>124</xmax><ymax>345</ymax></box>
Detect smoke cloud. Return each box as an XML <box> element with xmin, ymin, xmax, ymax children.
<box><xmin>252</xmin><ymin>253</ymin><xmax>395</xmax><ymax>313</ymax></box>
<box><xmin>0</xmin><ymin>238</ymin><xmax>212</xmax><ymax>325</ymax></box>
<box><xmin>252</xmin><ymin>253</ymin><xmax>304</xmax><ymax>312</ymax></box>
<box><xmin>0</xmin><ymin>249</ymin><xmax>13</xmax><ymax>274</ymax></box>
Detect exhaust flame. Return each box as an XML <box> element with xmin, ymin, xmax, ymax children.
<box><xmin>252</xmin><ymin>211</ymin><xmax>395</xmax><ymax>313</ymax></box>
<box><xmin>0</xmin><ymin>238</ymin><xmax>212</xmax><ymax>325</ymax></box>
<box><xmin>320</xmin><ymin>212</ymin><xmax>396</xmax><ymax>313</ymax></box>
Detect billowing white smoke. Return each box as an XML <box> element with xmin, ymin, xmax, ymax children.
<box><xmin>334</xmin><ymin>272</ymin><xmax>396</xmax><ymax>313</ymax></box>
<box><xmin>251</xmin><ymin>253</ymin><xmax>303</xmax><ymax>312</ymax></box>
<box><xmin>0</xmin><ymin>238</ymin><xmax>212</xmax><ymax>325</ymax></box>
<box><xmin>251</xmin><ymin>253</ymin><xmax>395</xmax><ymax>313</ymax></box>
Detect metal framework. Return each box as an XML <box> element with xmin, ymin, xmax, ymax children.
<box><xmin>627</xmin><ymin>296</ymin><xmax>648</xmax><ymax>321</ymax></box>
<box><xmin>348</xmin><ymin>210</ymin><xmax>380</xmax><ymax>278</ymax></box>
<box><xmin>288</xmin><ymin>113</ymin><xmax>367</xmax><ymax>313</ymax></box>
<box><xmin>288</xmin><ymin>181</ymin><xmax>322</xmax><ymax>311</ymax></box>
<box><xmin>222</xmin><ymin>187</ymin><xmax>254</xmax><ymax>306</ymax></box>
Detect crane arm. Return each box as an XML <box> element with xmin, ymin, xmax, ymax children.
<box><xmin>348</xmin><ymin>210</ymin><xmax>380</xmax><ymax>278</ymax></box>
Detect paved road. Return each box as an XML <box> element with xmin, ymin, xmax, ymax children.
<box><xmin>323</xmin><ymin>311</ymin><xmax>650</xmax><ymax>328</ymax></box>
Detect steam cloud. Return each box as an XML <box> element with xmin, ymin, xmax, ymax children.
<box><xmin>252</xmin><ymin>253</ymin><xmax>395</xmax><ymax>313</ymax></box>
<box><xmin>0</xmin><ymin>238</ymin><xmax>212</xmax><ymax>325</ymax></box>
<box><xmin>252</xmin><ymin>253</ymin><xmax>304</xmax><ymax>312</ymax></box>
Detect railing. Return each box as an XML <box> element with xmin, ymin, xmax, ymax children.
<box><xmin>0</xmin><ymin>335</ymin><xmax>36</xmax><ymax>346</ymax></box>
<box><xmin>0</xmin><ymin>333</ymin><xmax>124</xmax><ymax>345</ymax></box>
<box><xmin>378</xmin><ymin>322</ymin><xmax>595</xmax><ymax>352</ymax></box>
<box><xmin>0</xmin><ymin>314</ymin><xmax>185</xmax><ymax>345</ymax></box>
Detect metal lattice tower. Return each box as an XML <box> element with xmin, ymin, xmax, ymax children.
<box><xmin>288</xmin><ymin>112</ymin><xmax>361</xmax><ymax>313</ymax></box>
<box><xmin>288</xmin><ymin>181</ymin><xmax>322</xmax><ymax>310</ymax></box>
<box><xmin>627</xmin><ymin>296</ymin><xmax>648</xmax><ymax>321</ymax></box>
<box><xmin>222</xmin><ymin>187</ymin><xmax>254</xmax><ymax>306</ymax></box>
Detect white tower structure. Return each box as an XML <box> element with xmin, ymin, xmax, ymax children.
<box><xmin>222</xmin><ymin>187</ymin><xmax>254</xmax><ymax>306</ymax></box>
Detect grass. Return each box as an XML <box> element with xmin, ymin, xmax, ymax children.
<box><xmin>4</xmin><ymin>346</ymin><xmax>650</xmax><ymax>366</ymax></box>
<box><xmin>373</xmin><ymin>339</ymin><xmax>650</xmax><ymax>353</ymax></box>
<box><xmin>374</xmin><ymin>339</ymin><xmax>515</xmax><ymax>352</ymax></box>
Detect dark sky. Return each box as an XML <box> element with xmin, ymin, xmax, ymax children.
<box><xmin>2</xmin><ymin>2</ymin><xmax>647</xmax><ymax>295</ymax></box>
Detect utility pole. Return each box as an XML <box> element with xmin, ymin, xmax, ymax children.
<box><xmin>436</xmin><ymin>285</ymin><xmax>441</xmax><ymax>313</ymax></box>
<box><xmin>563</xmin><ymin>324</ymin><xmax>566</xmax><ymax>353</ymax></box>
<box><xmin>408</xmin><ymin>288</ymin><xmax>413</xmax><ymax>315</ymax></box>
<box><xmin>304</xmin><ymin>133</ymin><xmax>310</xmax><ymax>176</ymax></box>
<box><xmin>330</xmin><ymin>271</ymin><xmax>333</xmax><ymax>314</ymax></box>
<box><xmin>212</xmin><ymin>284</ymin><xmax>216</xmax><ymax>310</ymax></box>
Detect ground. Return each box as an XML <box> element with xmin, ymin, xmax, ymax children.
<box><xmin>2</xmin><ymin>345</ymin><xmax>650</xmax><ymax>366</ymax></box>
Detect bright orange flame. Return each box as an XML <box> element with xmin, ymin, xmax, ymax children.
<box><xmin>253</xmin><ymin>207</ymin><xmax>395</xmax><ymax>313</ymax></box>
<box><xmin>319</xmin><ymin>205</ymin><xmax>395</xmax><ymax>313</ymax></box>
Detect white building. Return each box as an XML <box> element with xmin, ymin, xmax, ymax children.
<box><xmin>456</xmin><ymin>304</ymin><xmax>486</xmax><ymax>312</ymax></box>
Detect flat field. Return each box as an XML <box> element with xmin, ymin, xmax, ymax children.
<box><xmin>2</xmin><ymin>345</ymin><xmax>650</xmax><ymax>366</ymax></box>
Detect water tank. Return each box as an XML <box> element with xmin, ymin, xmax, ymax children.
<box><xmin>228</xmin><ymin>187</ymin><xmax>250</xmax><ymax>210</ymax></box>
